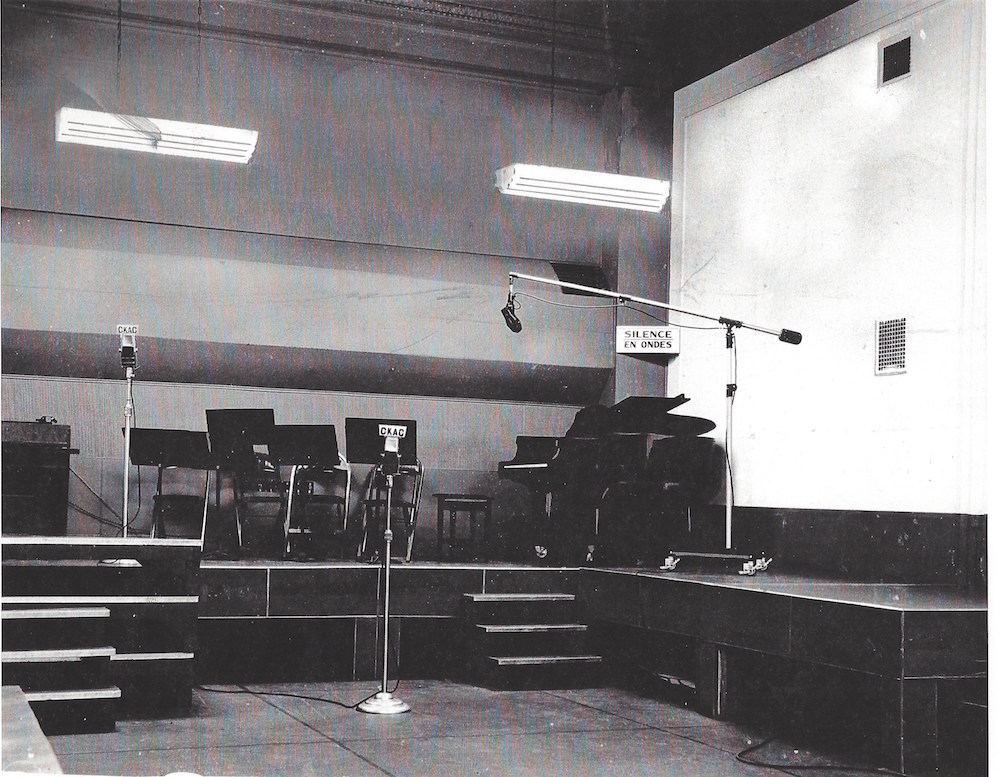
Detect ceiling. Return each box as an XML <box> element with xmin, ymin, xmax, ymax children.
<box><xmin>9</xmin><ymin>1</ymin><xmax>858</xmax><ymax>94</ymax></box>
<box><xmin>439</xmin><ymin>0</ymin><xmax>859</xmax><ymax>93</ymax></box>
<box><xmin>605</xmin><ymin>0</ymin><xmax>857</xmax><ymax>89</ymax></box>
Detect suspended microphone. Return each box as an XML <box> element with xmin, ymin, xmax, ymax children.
<box><xmin>778</xmin><ymin>329</ymin><xmax>802</xmax><ymax>345</ymax></box>
<box><xmin>501</xmin><ymin>293</ymin><xmax>522</xmax><ymax>333</ymax></box>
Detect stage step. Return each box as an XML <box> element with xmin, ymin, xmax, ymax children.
<box><xmin>2</xmin><ymin>560</ymin><xmax>153</xmax><ymax>597</ymax></box>
<box><xmin>111</xmin><ymin>651</ymin><xmax>196</xmax><ymax>713</ymax></box>
<box><xmin>1</xmin><ymin>595</ymin><xmax>199</xmax><ymax>655</ymax></box>
<box><xmin>1</xmin><ymin>647</ymin><xmax>115</xmax><ymax>692</ymax></box>
<box><xmin>461</xmin><ymin>592</ymin><xmax>603</xmax><ymax>689</ymax></box>
<box><xmin>489</xmin><ymin>654</ymin><xmax>603</xmax><ymax>666</ymax></box>
<box><xmin>1</xmin><ymin>606</ymin><xmax>111</xmax><ymax>650</ymax></box>
<box><xmin>1</xmin><ymin>536</ymin><xmax>201</xmax><ymax>722</ymax></box>
<box><xmin>470</xmin><ymin>622</ymin><xmax>591</xmax><ymax>656</ymax></box>
<box><xmin>461</xmin><ymin>592</ymin><xmax>579</xmax><ymax>624</ymax></box>
<box><xmin>1</xmin><ymin>643</ymin><xmax>119</xmax><ymax>734</ymax></box>
<box><xmin>23</xmin><ymin>686</ymin><xmax>120</xmax><ymax>734</ymax></box>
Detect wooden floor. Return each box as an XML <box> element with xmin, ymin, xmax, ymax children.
<box><xmin>35</xmin><ymin>679</ymin><xmax>987</xmax><ymax>777</ymax></box>
<box><xmin>198</xmin><ymin>559</ymin><xmax>987</xmax><ymax>775</ymax></box>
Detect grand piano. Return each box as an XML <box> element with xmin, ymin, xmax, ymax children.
<box><xmin>498</xmin><ymin>396</ymin><xmax>721</xmax><ymax>565</ymax></box>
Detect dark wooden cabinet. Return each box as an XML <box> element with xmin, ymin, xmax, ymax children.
<box><xmin>2</xmin><ymin>421</ymin><xmax>76</xmax><ymax>536</ymax></box>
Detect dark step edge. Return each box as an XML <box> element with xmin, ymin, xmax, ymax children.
<box><xmin>475</xmin><ymin>624</ymin><xmax>588</xmax><ymax>633</ymax></box>
<box><xmin>110</xmin><ymin>651</ymin><xmax>195</xmax><ymax>661</ymax></box>
<box><xmin>1</xmin><ymin>607</ymin><xmax>111</xmax><ymax>619</ymax></box>
<box><xmin>1</xmin><ymin>647</ymin><xmax>116</xmax><ymax>662</ymax></box>
<box><xmin>23</xmin><ymin>687</ymin><xmax>122</xmax><ymax>702</ymax></box>
<box><xmin>487</xmin><ymin>655</ymin><xmax>603</xmax><ymax>666</ymax></box>
<box><xmin>464</xmin><ymin>593</ymin><xmax>576</xmax><ymax>602</ymax></box>
<box><xmin>1</xmin><ymin>595</ymin><xmax>199</xmax><ymax>606</ymax></box>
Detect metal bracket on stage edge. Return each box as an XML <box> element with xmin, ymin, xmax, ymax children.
<box><xmin>660</xmin><ymin>551</ymin><xmax>772</xmax><ymax>576</ymax></box>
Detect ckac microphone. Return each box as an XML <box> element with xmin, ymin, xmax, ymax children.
<box><xmin>778</xmin><ymin>329</ymin><xmax>802</xmax><ymax>345</ymax></box>
<box><xmin>119</xmin><ymin>333</ymin><xmax>138</xmax><ymax>369</ymax></box>
<box><xmin>378</xmin><ymin>434</ymin><xmax>401</xmax><ymax>478</ymax></box>
<box><xmin>501</xmin><ymin>293</ymin><xmax>522</xmax><ymax>333</ymax></box>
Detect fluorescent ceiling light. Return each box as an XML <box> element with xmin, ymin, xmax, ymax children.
<box><xmin>56</xmin><ymin>107</ymin><xmax>258</xmax><ymax>163</ymax></box>
<box><xmin>495</xmin><ymin>164</ymin><xmax>669</xmax><ymax>212</ymax></box>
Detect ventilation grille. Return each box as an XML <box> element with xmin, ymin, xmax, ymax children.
<box><xmin>549</xmin><ymin>262</ymin><xmax>610</xmax><ymax>297</ymax></box>
<box><xmin>880</xmin><ymin>36</ymin><xmax>911</xmax><ymax>85</ymax></box>
<box><xmin>876</xmin><ymin>318</ymin><xmax>906</xmax><ymax>375</ymax></box>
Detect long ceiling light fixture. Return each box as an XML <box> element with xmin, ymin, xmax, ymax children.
<box><xmin>56</xmin><ymin>107</ymin><xmax>259</xmax><ymax>163</ymax></box>
<box><xmin>495</xmin><ymin>164</ymin><xmax>670</xmax><ymax>212</ymax></box>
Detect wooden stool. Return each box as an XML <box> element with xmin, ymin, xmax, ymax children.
<box><xmin>435</xmin><ymin>493</ymin><xmax>492</xmax><ymax>561</ymax></box>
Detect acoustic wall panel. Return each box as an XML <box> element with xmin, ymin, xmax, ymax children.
<box><xmin>668</xmin><ymin>0</ymin><xmax>985</xmax><ymax>514</ymax></box>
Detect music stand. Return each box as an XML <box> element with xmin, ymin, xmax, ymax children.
<box><xmin>206</xmin><ymin>409</ymin><xmax>277</xmax><ymax>550</ymax></box>
<box><xmin>129</xmin><ymin>429</ymin><xmax>212</xmax><ymax>546</ymax></box>
<box><xmin>270</xmin><ymin>425</ymin><xmax>349</xmax><ymax>556</ymax></box>
<box><xmin>345</xmin><ymin>417</ymin><xmax>415</xmax><ymax>716</ymax></box>
<box><xmin>206</xmin><ymin>409</ymin><xmax>275</xmax><ymax>466</ymax></box>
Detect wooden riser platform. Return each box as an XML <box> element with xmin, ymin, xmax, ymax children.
<box><xmin>2</xmin><ymin>536</ymin><xmax>201</xmax><ymax>730</ymax></box>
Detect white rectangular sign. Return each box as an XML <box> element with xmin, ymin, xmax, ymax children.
<box><xmin>379</xmin><ymin>424</ymin><xmax>408</xmax><ymax>438</ymax></box>
<box><xmin>616</xmin><ymin>326</ymin><xmax>680</xmax><ymax>354</ymax></box>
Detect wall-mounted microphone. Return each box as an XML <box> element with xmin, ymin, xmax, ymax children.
<box><xmin>778</xmin><ymin>329</ymin><xmax>802</xmax><ymax>345</ymax></box>
<box><xmin>501</xmin><ymin>293</ymin><xmax>522</xmax><ymax>333</ymax></box>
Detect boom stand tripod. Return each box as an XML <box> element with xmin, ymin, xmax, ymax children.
<box><xmin>358</xmin><ymin>440</ymin><xmax>410</xmax><ymax>715</ymax></box>
<box><xmin>121</xmin><ymin>363</ymin><xmax>135</xmax><ymax>539</ymax></box>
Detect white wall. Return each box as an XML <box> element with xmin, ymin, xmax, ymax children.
<box><xmin>668</xmin><ymin>0</ymin><xmax>986</xmax><ymax>515</ymax></box>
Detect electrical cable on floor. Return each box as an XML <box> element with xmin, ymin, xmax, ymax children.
<box><xmin>736</xmin><ymin>736</ymin><xmax>909</xmax><ymax>775</ymax></box>
<box><xmin>70</xmin><ymin>466</ymin><xmax>122</xmax><ymax>522</ymax></box>
<box><xmin>68</xmin><ymin>501</ymin><xmax>122</xmax><ymax>530</ymax></box>
<box><xmin>197</xmin><ymin>683</ymin><xmax>386</xmax><ymax>710</ymax></box>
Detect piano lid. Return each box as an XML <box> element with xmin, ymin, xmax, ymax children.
<box><xmin>612</xmin><ymin>395</ymin><xmax>715</xmax><ymax>436</ymax></box>
<box><xmin>612</xmin><ymin>395</ymin><xmax>690</xmax><ymax>416</ymax></box>
<box><xmin>564</xmin><ymin>396</ymin><xmax>716</xmax><ymax>437</ymax></box>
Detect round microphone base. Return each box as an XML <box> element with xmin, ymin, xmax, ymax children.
<box><xmin>357</xmin><ymin>691</ymin><xmax>410</xmax><ymax>715</ymax></box>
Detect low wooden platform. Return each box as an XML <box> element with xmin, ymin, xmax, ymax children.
<box><xmin>578</xmin><ymin>568</ymin><xmax>988</xmax><ymax>775</ymax></box>
<box><xmin>199</xmin><ymin>559</ymin><xmax>986</xmax><ymax>774</ymax></box>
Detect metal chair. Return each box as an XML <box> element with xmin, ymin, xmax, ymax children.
<box><xmin>359</xmin><ymin>460</ymin><xmax>423</xmax><ymax>562</ymax></box>
<box><xmin>129</xmin><ymin>428</ymin><xmax>212</xmax><ymax>548</ymax></box>
<box><xmin>271</xmin><ymin>424</ymin><xmax>352</xmax><ymax>558</ymax></box>
<box><xmin>206</xmin><ymin>409</ymin><xmax>285</xmax><ymax>554</ymax></box>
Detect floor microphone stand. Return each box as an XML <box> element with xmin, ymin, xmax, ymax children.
<box><xmin>121</xmin><ymin>364</ymin><xmax>135</xmax><ymax>539</ymax></box>
<box><xmin>101</xmin><ymin>353</ymin><xmax>140</xmax><ymax>566</ymax></box>
<box><xmin>723</xmin><ymin>320</ymin><xmax>737</xmax><ymax>551</ymax></box>
<box><xmin>358</xmin><ymin>460</ymin><xmax>410</xmax><ymax>715</ymax></box>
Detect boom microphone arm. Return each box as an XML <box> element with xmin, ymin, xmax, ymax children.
<box><xmin>504</xmin><ymin>270</ymin><xmax>801</xmax><ymax>551</ymax></box>
<box><xmin>505</xmin><ymin>272</ymin><xmax>801</xmax><ymax>345</ymax></box>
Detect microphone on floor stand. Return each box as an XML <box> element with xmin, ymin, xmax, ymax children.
<box><xmin>357</xmin><ymin>433</ymin><xmax>410</xmax><ymax>715</ymax></box>
<box><xmin>101</xmin><ymin>326</ymin><xmax>142</xmax><ymax>567</ymax></box>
